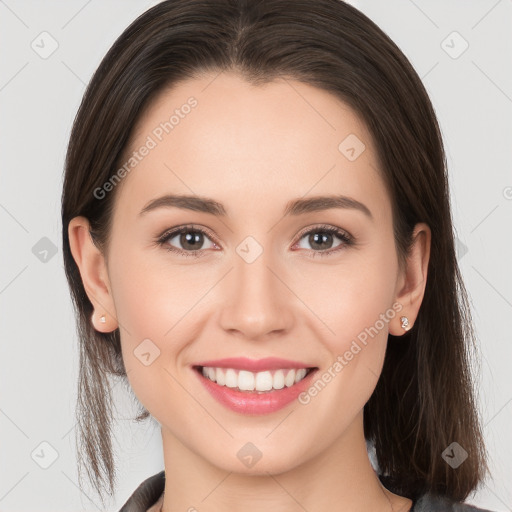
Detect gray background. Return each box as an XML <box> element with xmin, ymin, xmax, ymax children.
<box><xmin>0</xmin><ymin>0</ymin><xmax>511</xmax><ymax>510</ymax></box>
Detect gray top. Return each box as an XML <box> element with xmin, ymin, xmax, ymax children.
<box><xmin>413</xmin><ymin>493</ymin><xmax>493</xmax><ymax>512</ymax></box>
<box><xmin>118</xmin><ymin>471</ymin><xmax>494</xmax><ymax>512</ymax></box>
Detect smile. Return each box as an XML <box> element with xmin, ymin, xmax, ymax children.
<box><xmin>192</xmin><ymin>357</ymin><xmax>318</xmax><ymax>415</ymax></box>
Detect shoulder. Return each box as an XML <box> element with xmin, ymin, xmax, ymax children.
<box><xmin>118</xmin><ymin>470</ymin><xmax>165</xmax><ymax>512</ymax></box>
<box><xmin>412</xmin><ymin>492</ymin><xmax>495</xmax><ymax>512</ymax></box>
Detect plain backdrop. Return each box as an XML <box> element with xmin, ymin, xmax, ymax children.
<box><xmin>0</xmin><ymin>1</ymin><xmax>511</xmax><ymax>511</ymax></box>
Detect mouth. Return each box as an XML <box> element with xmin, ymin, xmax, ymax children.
<box><xmin>191</xmin><ymin>358</ymin><xmax>319</xmax><ymax>415</ymax></box>
<box><xmin>193</xmin><ymin>365</ymin><xmax>317</xmax><ymax>393</ymax></box>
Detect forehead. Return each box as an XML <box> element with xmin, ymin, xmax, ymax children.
<box><xmin>113</xmin><ymin>71</ymin><xmax>389</xmax><ymax>222</ymax></box>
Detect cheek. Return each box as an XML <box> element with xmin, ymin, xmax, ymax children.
<box><xmin>107</xmin><ymin>244</ymin><xmax>216</xmax><ymax>412</ymax></box>
<box><xmin>106</xmin><ymin>246</ymin><xmax>180</xmax><ymax>382</ymax></box>
<box><xmin>109</xmin><ymin>243</ymin><xmax>206</xmax><ymax>341</ymax></box>
<box><xmin>298</xmin><ymin>267</ymin><xmax>395</xmax><ymax>426</ymax></box>
<box><xmin>299</xmin><ymin>242</ymin><xmax>398</xmax><ymax>344</ymax></box>
<box><xmin>108</xmin><ymin>256</ymin><xmax>187</xmax><ymax>422</ymax></box>
<box><xmin>302</xmin><ymin>239</ymin><xmax>398</xmax><ymax>398</ymax></box>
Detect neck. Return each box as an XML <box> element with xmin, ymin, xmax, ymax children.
<box><xmin>159</xmin><ymin>411</ymin><xmax>411</xmax><ymax>512</ymax></box>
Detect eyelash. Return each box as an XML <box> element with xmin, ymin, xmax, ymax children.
<box><xmin>155</xmin><ymin>223</ymin><xmax>354</xmax><ymax>259</ymax></box>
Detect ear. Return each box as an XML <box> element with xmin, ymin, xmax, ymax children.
<box><xmin>390</xmin><ymin>222</ymin><xmax>431</xmax><ymax>336</ymax></box>
<box><xmin>68</xmin><ymin>216</ymin><xmax>119</xmax><ymax>333</ymax></box>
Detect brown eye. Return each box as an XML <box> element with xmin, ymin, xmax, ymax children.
<box><xmin>294</xmin><ymin>225</ymin><xmax>353</xmax><ymax>257</ymax></box>
<box><xmin>158</xmin><ymin>226</ymin><xmax>217</xmax><ymax>256</ymax></box>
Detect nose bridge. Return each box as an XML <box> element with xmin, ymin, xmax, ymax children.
<box><xmin>219</xmin><ymin>237</ymin><xmax>291</xmax><ymax>338</ymax></box>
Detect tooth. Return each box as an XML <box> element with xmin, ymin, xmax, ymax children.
<box><xmin>255</xmin><ymin>371</ymin><xmax>273</xmax><ymax>391</ymax></box>
<box><xmin>216</xmin><ymin>368</ymin><xmax>225</xmax><ymax>386</ymax></box>
<box><xmin>284</xmin><ymin>369</ymin><xmax>296</xmax><ymax>387</ymax></box>
<box><xmin>273</xmin><ymin>369</ymin><xmax>285</xmax><ymax>389</ymax></box>
<box><xmin>225</xmin><ymin>369</ymin><xmax>238</xmax><ymax>388</ymax></box>
<box><xmin>238</xmin><ymin>370</ymin><xmax>255</xmax><ymax>391</ymax></box>
<box><xmin>295</xmin><ymin>368</ymin><xmax>307</xmax><ymax>383</ymax></box>
<box><xmin>202</xmin><ymin>366</ymin><xmax>309</xmax><ymax>390</ymax></box>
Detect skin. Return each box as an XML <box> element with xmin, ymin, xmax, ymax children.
<box><xmin>69</xmin><ymin>72</ymin><xmax>430</xmax><ymax>512</ymax></box>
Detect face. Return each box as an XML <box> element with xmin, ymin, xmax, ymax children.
<box><xmin>92</xmin><ymin>72</ymin><xmax>411</xmax><ymax>473</ymax></box>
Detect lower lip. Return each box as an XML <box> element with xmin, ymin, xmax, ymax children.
<box><xmin>194</xmin><ymin>367</ymin><xmax>317</xmax><ymax>415</ymax></box>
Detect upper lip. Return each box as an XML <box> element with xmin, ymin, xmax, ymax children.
<box><xmin>193</xmin><ymin>357</ymin><xmax>316</xmax><ymax>372</ymax></box>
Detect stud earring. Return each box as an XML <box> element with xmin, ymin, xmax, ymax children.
<box><xmin>400</xmin><ymin>316</ymin><xmax>410</xmax><ymax>331</ymax></box>
<box><xmin>100</xmin><ymin>314</ymin><xmax>106</xmax><ymax>324</ymax></box>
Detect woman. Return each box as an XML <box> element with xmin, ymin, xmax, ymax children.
<box><xmin>61</xmin><ymin>1</ymin><xmax>493</xmax><ymax>510</ymax></box>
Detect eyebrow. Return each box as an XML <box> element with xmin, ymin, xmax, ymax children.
<box><xmin>139</xmin><ymin>194</ymin><xmax>373</xmax><ymax>219</ymax></box>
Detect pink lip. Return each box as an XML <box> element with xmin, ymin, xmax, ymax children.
<box><xmin>192</xmin><ymin>361</ymin><xmax>318</xmax><ymax>415</ymax></box>
<box><xmin>193</xmin><ymin>357</ymin><xmax>313</xmax><ymax>372</ymax></box>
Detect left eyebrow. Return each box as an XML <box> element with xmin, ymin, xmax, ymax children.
<box><xmin>283</xmin><ymin>195</ymin><xmax>373</xmax><ymax>220</ymax></box>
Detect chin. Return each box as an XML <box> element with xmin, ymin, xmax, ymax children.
<box><xmin>204</xmin><ymin>443</ymin><xmax>310</xmax><ymax>476</ymax></box>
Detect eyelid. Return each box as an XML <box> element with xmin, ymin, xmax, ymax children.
<box><xmin>294</xmin><ymin>223</ymin><xmax>351</xmax><ymax>241</ymax></box>
<box><xmin>157</xmin><ymin>223</ymin><xmax>219</xmax><ymax>244</ymax></box>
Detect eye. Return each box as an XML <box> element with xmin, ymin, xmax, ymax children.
<box><xmin>156</xmin><ymin>223</ymin><xmax>353</xmax><ymax>258</ymax></box>
<box><xmin>293</xmin><ymin>224</ymin><xmax>353</xmax><ymax>257</ymax></box>
<box><xmin>156</xmin><ymin>225</ymin><xmax>218</xmax><ymax>257</ymax></box>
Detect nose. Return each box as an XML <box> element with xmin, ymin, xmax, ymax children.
<box><xmin>218</xmin><ymin>245</ymin><xmax>294</xmax><ymax>341</ymax></box>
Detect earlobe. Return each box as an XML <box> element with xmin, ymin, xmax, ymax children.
<box><xmin>390</xmin><ymin>223</ymin><xmax>431</xmax><ymax>336</ymax></box>
<box><xmin>68</xmin><ymin>216</ymin><xmax>119</xmax><ymax>333</ymax></box>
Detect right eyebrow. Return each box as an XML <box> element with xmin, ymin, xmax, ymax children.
<box><xmin>139</xmin><ymin>194</ymin><xmax>227</xmax><ymax>217</ymax></box>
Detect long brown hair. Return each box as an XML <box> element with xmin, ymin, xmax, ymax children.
<box><xmin>61</xmin><ymin>0</ymin><xmax>488</xmax><ymax>503</ymax></box>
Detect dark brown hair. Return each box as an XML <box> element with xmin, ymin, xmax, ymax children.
<box><xmin>61</xmin><ymin>0</ymin><xmax>488</xmax><ymax>504</ymax></box>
